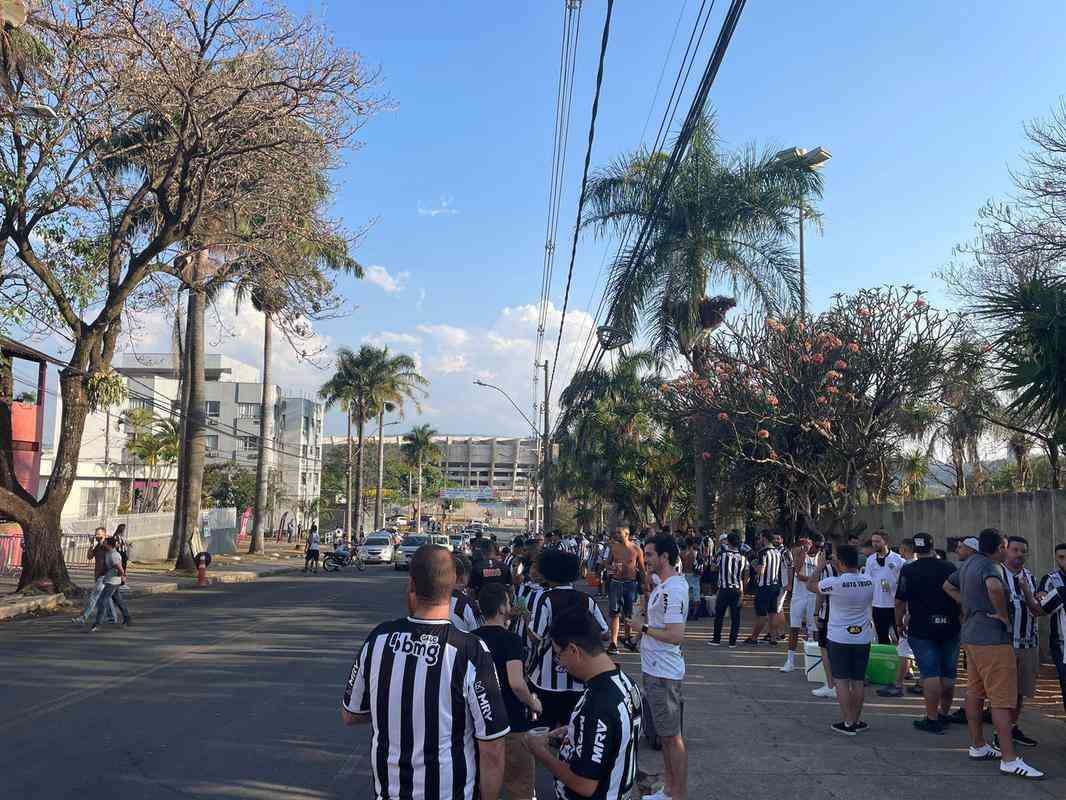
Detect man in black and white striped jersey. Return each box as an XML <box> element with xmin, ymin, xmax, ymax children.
<box><xmin>746</xmin><ymin>531</ymin><xmax>785</xmax><ymax>646</ymax></box>
<box><xmin>1002</xmin><ymin>536</ymin><xmax>1042</xmax><ymax>748</ymax></box>
<box><xmin>528</xmin><ymin>549</ymin><xmax>610</xmax><ymax>729</ymax></box>
<box><xmin>1037</xmin><ymin>543</ymin><xmax>1066</xmax><ymax>714</ymax></box>
<box><xmin>524</xmin><ymin>608</ymin><xmax>642</xmax><ymax>800</ymax></box>
<box><xmin>341</xmin><ymin>545</ymin><xmax>508</xmax><ymax>800</ymax></box>
<box><xmin>710</xmin><ymin>532</ymin><xmax>746</xmax><ymax>647</ymax></box>
<box><xmin>450</xmin><ymin>553</ymin><xmax>481</xmax><ymax>633</ymax></box>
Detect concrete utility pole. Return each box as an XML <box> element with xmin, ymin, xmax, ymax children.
<box><xmin>542</xmin><ymin>360</ymin><xmax>552</xmax><ymax>531</ymax></box>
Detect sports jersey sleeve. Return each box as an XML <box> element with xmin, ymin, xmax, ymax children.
<box><xmin>817</xmin><ymin>576</ymin><xmax>838</xmax><ymax>594</ymax></box>
<box><xmin>465</xmin><ymin>639</ymin><xmax>511</xmax><ymax>741</ymax></box>
<box><xmin>589</xmin><ymin>597</ymin><xmax>609</xmax><ymax>633</ymax></box>
<box><xmin>1040</xmin><ymin>586</ymin><xmax>1066</xmax><ymax>614</ymax></box>
<box><xmin>342</xmin><ymin>636</ymin><xmax>373</xmax><ymax>714</ymax></box>
<box><xmin>531</xmin><ymin>594</ymin><xmax>552</xmax><ymax>639</ymax></box>
<box><xmin>567</xmin><ymin>698</ymin><xmax>618</xmax><ymax>782</ymax></box>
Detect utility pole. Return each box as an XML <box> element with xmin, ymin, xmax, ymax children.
<box><xmin>541</xmin><ymin>360</ymin><xmax>552</xmax><ymax>531</ymax></box>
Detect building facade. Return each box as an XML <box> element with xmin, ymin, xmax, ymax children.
<box><xmin>38</xmin><ymin>353</ymin><xmax>322</xmax><ymax>529</ymax></box>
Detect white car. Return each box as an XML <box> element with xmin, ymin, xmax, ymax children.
<box><xmin>432</xmin><ymin>534</ymin><xmax>452</xmax><ymax>551</ymax></box>
<box><xmin>359</xmin><ymin>534</ymin><xmax>395</xmax><ymax>564</ymax></box>
<box><xmin>393</xmin><ymin>534</ymin><xmax>431</xmax><ymax>570</ymax></box>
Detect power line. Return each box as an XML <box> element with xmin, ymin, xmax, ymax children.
<box><xmin>533</xmin><ymin>0</ymin><xmax>584</xmax><ymax>413</ymax></box>
<box><xmin>546</xmin><ymin>0</ymin><xmax>615</xmax><ymax>399</ymax></box>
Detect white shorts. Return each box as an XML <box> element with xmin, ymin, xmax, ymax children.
<box><xmin>789</xmin><ymin>591</ymin><xmax>816</xmax><ymax>630</ymax></box>
<box><xmin>897</xmin><ymin>636</ymin><xmax>913</xmax><ymax>659</ymax></box>
<box><xmin>776</xmin><ymin>586</ymin><xmax>789</xmax><ymax>613</ymax></box>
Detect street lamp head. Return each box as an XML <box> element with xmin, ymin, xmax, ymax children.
<box><xmin>774</xmin><ymin>147</ymin><xmax>805</xmax><ymax>163</ymax></box>
<box><xmin>801</xmin><ymin>146</ymin><xmax>832</xmax><ymax>169</ymax></box>
<box><xmin>774</xmin><ymin>145</ymin><xmax>831</xmax><ymax>171</ymax></box>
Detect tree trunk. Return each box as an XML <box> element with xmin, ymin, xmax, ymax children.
<box><xmin>375</xmin><ymin>408</ymin><xmax>385</xmax><ymax>529</ymax></box>
<box><xmin>354</xmin><ymin>416</ymin><xmax>366</xmax><ymax>539</ymax></box>
<box><xmin>693</xmin><ymin>443</ymin><xmax>708</xmax><ymax>527</ymax></box>
<box><xmin>174</xmin><ymin>259</ymin><xmax>208</xmax><ymax>570</ymax></box>
<box><xmin>249</xmin><ymin>311</ymin><xmax>273</xmax><ymax>554</ymax></box>
<box><xmin>168</xmin><ymin>336</ymin><xmax>192</xmax><ymax>559</ymax></box>
<box><xmin>344</xmin><ymin>408</ymin><xmax>353</xmax><ymax>544</ymax></box>
<box><xmin>416</xmin><ymin>453</ymin><xmax>423</xmax><ymax>534</ymax></box>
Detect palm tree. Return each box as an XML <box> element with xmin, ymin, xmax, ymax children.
<box><xmin>581</xmin><ymin>114</ymin><xmax>823</xmax><ymax>365</ymax></box>
<box><xmin>898</xmin><ymin>449</ymin><xmax>930</xmax><ymax>501</ymax></box>
<box><xmin>319</xmin><ymin>348</ymin><xmax>362</xmax><ymax>542</ymax></box>
<box><xmin>366</xmin><ymin>349</ymin><xmax>428</xmax><ymax>529</ymax></box>
<box><xmin>402</xmin><ymin>424</ymin><xmax>441</xmax><ymax>534</ymax></box>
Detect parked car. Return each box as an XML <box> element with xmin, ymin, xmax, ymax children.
<box><xmin>448</xmin><ymin>534</ymin><xmax>469</xmax><ymax>554</ymax></box>
<box><xmin>431</xmin><ymin>534</ymin><xmax>452</xmax><ymax>551</ymax></box>
<box><xmin>358</xmin><ymin>534</ymin><xmax>395</xmax><ymax>565</ymax></box>
<box><xmin>393</xmin><ymin>534</ymin><xmax>431</xmax><ymax>570</ymax></box>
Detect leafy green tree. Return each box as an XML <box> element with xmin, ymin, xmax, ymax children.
<box><xmin>402</xmin><ymin>424</ymin><xmax>441</xmax><ymax>533</ymax></box>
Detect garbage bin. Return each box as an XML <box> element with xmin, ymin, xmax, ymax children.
<box><xmin>804</xmin><ymin>640</ymin><xmax>825</xmax><ymax>684</ymax></box>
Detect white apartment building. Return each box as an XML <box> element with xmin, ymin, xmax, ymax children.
<box><xmin>39</xmin><ymin>353</ymin><xmax>322</xmax><ymax>527</ymax></box>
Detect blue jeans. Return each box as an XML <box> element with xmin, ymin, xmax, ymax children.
<box><xmin>908</xmin><ymin>636</ymin><xmax>960</xmax><ymax>682</ymax></box>
<box><xmin>94</xmin><ymin>583</ymin><xmax>129</xmax><ymax>626</ymax></box>
<box><xmin>82</xmin><ymin>577</ymin><xmax>117</xmax><ymax>624</ymax></box>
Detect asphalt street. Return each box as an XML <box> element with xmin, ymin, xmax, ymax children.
<box><xmin>2</xmin><ymin>566</ymin><xmax>1065</xmax><ymax>800</ymax></box>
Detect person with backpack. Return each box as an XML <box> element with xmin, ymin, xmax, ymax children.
<box><xmin>304</xmin><ymin>527</ymin><xmax>321</xmax><ymax>573</ymax></box>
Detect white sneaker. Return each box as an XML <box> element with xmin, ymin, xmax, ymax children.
<box><xmin>968</xmin><ymin>743</ymin><xmax>1001</xmax><ymax>761</ymax></box>
<box><xmin>642</xmin><ymin>792</ymin><xmax>672</xmax><ymax>800</ymax></box>
<box><xmin>780</xmin><ymin>654</ymin><xmax>796</xmax><ymax>672</ymax></box>
<box><xmin>812</xmin><ymin>685</ymin><xmax>836</xmax><ymax>698</ymax></box>
<box><xmin>1000</xmin><ymin>758</ymin><xmax>1044</xmax><ymax>780</ymax></box>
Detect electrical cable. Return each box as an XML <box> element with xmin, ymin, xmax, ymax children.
<box><xmin>546</xmin><ymin>0</ymin><xmax>615</xmax><ymax>399</ymax></box>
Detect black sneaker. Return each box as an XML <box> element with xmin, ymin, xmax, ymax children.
<box><xmin>1012</xmin><ymin>727</ymin><xmax>1038</xmax><ymax>748</ymax></box>
<box><xmin>830</xmin><ymin>722</ymin><xmax>856</xmax><ymax>737</ymax></box>
<box><xmin>728</xmin><ymin>643</ymin><xmax>738</xmax><ymax>649</ymax></box>
<box><xmin>937</xmin><ymin>713</ymin><xmax>953</xmax><ymax>726</ymax></box>
<box><xmin>908</xmin><ymin>682</ymin><xmax>924</xmax><ymax>695</ymax></box>
<box><xmin>708</xmin><ymin>640</ymin><xmax>721</xmax><ymax>647</ymax></box>
<box><xmin>852</xmin><ymin>721</ymin><xmax>869</xmax><ymax>733</ymax></box>
<box><xmin>88</xmin><ymin>625</ymin><xmax>99</xmax><ymax>632</ymax></box>
<box><xmin>621</xmin><ymin>638</ymin><xmax>639</xmax><ymax>653</ymax></box>
<box><xmin>743</xmin><ymin>637</ymin><xmax>758</xmax><ymax>645</ymax></box>
<box><xmin>606</xmin><ymin>644</ymin><xmax>620</xmax><ymax>656</ymax></box>
<box><xmin>981</xmin><ymin>707</ymin><xmax>992</xmax><ymax>724</ymax></box>
<box><xmin>876</xmin><ymin>685</ymin><xmax>903</xmax><ymax>697</ymax></box>
<box><xmin>947</xmin><ymin>707</ymin><xmax>967</xmax><ymax>724</ymax></box>
<box><xmin>913</xmin><ymin>718</ymin><xmax>945</xmax><ymax>735</ymax></box>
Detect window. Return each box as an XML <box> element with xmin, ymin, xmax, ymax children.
<box><xmin>302</xmin><ymin>416</ymin><xmax>311</xmax><ymax>435</ymax></box>
<box><xmin>241</xmin><ymin>436</ymin><xmax>258</xmax><ymax>450</ymax></box>
<box><xmin>204</xmin><ymin>434</ymin><xmax>219</xmax><ymax>450</ymax></box>
<box><xmin>204</xmin><ymin>400</ymin><xmax>221</xmax><ymax>418</ymax></box>
<box><xmin>238</xmin><ymin>403</ymin><xmax>261</xmax><ymax>419</ymax></box>
<box><xmin>301</xmin><ymin>472</ymin><xmax>308</xmax><ymax>487</ymax></box>
<box><xmin>129</xmin><ymin>396</ymin><xmax>153</xmax><ymax>411</ymax></box>
<box><xmin>301</xmin><ymin>444</ymin><xmax>308</xmax><ymax>458</ymax></box>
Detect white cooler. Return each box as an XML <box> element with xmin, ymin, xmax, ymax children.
<box><xmin>804</xmin><ymin>640</ymin><xmax>825</xmax><ymax>684</ymax></box>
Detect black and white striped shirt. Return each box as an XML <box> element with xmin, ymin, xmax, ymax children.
<box><xmin>716</xmin><ymin>549</ymin><xmax>747</xmax><ymax>589</ymax></box>
<box><xmin>450</xmin><ymin>590</ymin><xmax>481</xmax><ymax>633</ymax></box>
<box><xmin>756</xmin><ymin>546</ymin><xmax>785</xmax><ymax>587</ymax></box>
<box><xmin>343</xmin><ymin>617</ymin><xmax>510</xmax><ymax>800</ymax></box>
<box><xmin>1004</xmin><ymin>567</ymin><xmax>1038</xmax><ymax>649</ymax></box>
<box><xmin>1039</xmin><ymin>569</ymin><xmax>1066</xmax><ymax>645</ymax></box>
<box><xmin>529</xmin><ymin>585</ymin><xmax>609</xmax><ymax>693</ymax></box>
<box><xmin>818</xmin><ymin>561</ymin><xmax>838</xmax><ymax>622</ymax></box>
<box><xmin>555</xmin><ymin>667</ymin><xmax>641</xmax><ymax>800</ymax></box>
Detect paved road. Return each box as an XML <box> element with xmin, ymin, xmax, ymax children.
<box><xmin>2</xmin><ymin>568</ymin><xmax>1065</xmax><ymax>799</ymax></box>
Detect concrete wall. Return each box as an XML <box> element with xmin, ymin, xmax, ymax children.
<box><xmin>855</xmin><ymin>490</ymin><xmax>1066</xmax><ymax>586</ymax></box>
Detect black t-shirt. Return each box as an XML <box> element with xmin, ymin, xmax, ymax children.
<box><xmin>474</xmin><ymin>625</ymin><xmax>531</xmax><ymax>732</ymax></box>
<box><xmin>469</xmin><ymin>558</ymin><xmax>512</xmax><ymax>593</ymax></box>
<box><xmin>895</xmin><ymin>557</ymin><xmax>960</xmax><ymax>641</ymax></box>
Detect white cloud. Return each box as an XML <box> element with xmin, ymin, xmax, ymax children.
<box><xmin>363</xmin><ymin>331</ymin><xmax>422</xmax><ymax>347</ymax></box>
<box><xmin>431</xmin><ymin>354</ymin><xmax>468</xmax><ymax>374</ymax></box>
<box><xmin>364</xmin><ymin>264</ymin><xmax>409</xmax><ymax>294</ymax></box>
<box><xmin>417</xmin><ymin>323</ymin><xmax>470</xmax><ymax>349</ymax></box>
<box><xmin>417</xmin><ymin>196</ymin><xmax>460</xmax><ymax>217</ymax></box>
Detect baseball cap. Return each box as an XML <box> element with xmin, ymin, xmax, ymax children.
<box><xmin>960</xmin><ymin>536</ymin><xmax>979</xmax><ymax>552</ymax></box>
<box><xmin>912</xmin><ymin>532</ymin><xmax>933</xmax><ymax>554</ymax></box>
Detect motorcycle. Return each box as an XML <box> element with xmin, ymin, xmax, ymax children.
<box><xmin>323</xmin><ymin>548</ymin><xmax>365</xmax><ymax>572</ymax></box>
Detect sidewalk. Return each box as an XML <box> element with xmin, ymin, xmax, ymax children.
<box><xmin>582</xmin><ymin>584</ymin><xmax>1066</xmax><ymax>799</ymax></box>
<box><xmin>0</xmin><ymin>543</ymin><xmax>307</xmax><ymax>622</ymax></box>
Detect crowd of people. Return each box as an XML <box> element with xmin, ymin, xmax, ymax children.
<box><xmin>339</xmin><ymin>523</ymin><xmax>1066</xmax><ymax>799</ymax></box>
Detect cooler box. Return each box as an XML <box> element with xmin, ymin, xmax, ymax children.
<box><xmin>865</xmin><ymin>644</ymin><xmax>899</xmax><ymax>685</ymax></box>
<box><xmin>803</xmin><ymin>640</ymin><xmax>825</xmax><ymax>684</ymax></box>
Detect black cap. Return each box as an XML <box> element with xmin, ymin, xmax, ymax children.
<box><xmin>913</xmin><ymin>532</ymin><xmax>933</xmax><ymax>554</ymax></box>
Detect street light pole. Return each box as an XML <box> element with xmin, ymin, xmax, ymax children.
<box><xmin>773</xmin><ymin>146</ymin><xmax>831</xmax><ymax>319</ymax></box>
<box><xmin>542</xmin><ymin>360</ymin><xmax>552</xmax><ymax>532</ymax></box>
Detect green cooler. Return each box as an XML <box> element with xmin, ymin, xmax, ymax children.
<box><xmin>865</xmin><ymin>644</ymin><xmax>899</xmax><ymax>685</ymax></box>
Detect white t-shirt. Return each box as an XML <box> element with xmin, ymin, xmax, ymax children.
<box><xmin>818</xmin><ymin>573</ymin><xmax>874</xmax><ymax>645</ymax></box>
<box><xmin>641</xmin><ymin>574</ymin><xmax>689</xmax><ymax>679</ymax></box>
<box><xmin>792</xmin><ymin>551</ymin><xmax>819</xmax><ymax>597</ymax></box>
<box><xmin>864</xmin><ymin>551</ymin><xmax>906</xmax><ymax>608</ymax></box>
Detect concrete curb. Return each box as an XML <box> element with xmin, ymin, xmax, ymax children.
<box><xmin>0</xmin><ymin>565</ymin><xmax>301</xmax><ymax>622</ymax></box>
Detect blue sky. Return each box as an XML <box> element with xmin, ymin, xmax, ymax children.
<box><xmin>95</xmin><ymin>2</ymin><xmax>1066</xmax><ymax>437</ymax></box>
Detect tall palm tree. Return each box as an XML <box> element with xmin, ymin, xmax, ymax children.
<box><xmin>402</xmin><ymin>424</ymin><xmax>442</xmax><ymax>534</ymax></box>
<box><xmin>581</xmin><ymin>114</ymin><xmax>823</xmax><ymax>365</ymax></box>
<box><xmin>319</xmin><ymin>348</ymin><xmax>361</xmax><ymax>541</ymax></box>
<box><xmin>366</xmin><ymin>349</ymin><xmax>428</xmax><ymax>529</ymax></box>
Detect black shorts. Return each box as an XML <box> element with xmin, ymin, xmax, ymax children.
<box><xmin>872</xmin><ymin>607</ymin><xmax>896</xmax><ymax>644</ymax></box>
<box><xmin>536</xmin><ymin>689</ymin><xmax>582</xmax><ymax>730</ymax></box>
<box><xmin>827</xmin><ymin>641</ymin><xmax>871</xmax><ymax>682</ymax></box>
<box><xmin>754</xmin><ymin>585</ymin><xmax>782</xmax><ymax>617</ymax></box>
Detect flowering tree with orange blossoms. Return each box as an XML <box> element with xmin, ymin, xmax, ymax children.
<box><xmin>664</xmin><ymin>286</ymin><xmax>960</xmax><ymax>536</ymax></box>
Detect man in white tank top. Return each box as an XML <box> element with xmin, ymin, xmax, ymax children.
<box><xmin>782</xmin><ymin>534</ymin><xmax>822</xmax><ymax>673</ymax></box>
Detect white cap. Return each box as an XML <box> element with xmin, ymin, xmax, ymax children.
<box><xmin>960</xmin><ymin>537</ymin><xmax>980</xmax><ymax>551</ymax></box>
